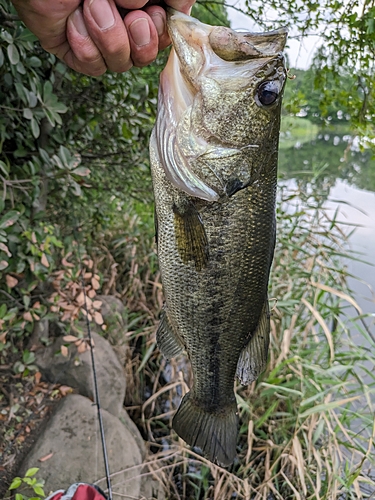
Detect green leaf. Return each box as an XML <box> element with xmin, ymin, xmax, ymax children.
<box><xmin>43</xmin><ymin>80</ymin><xmax>53</xmax><ymax>100</ymax></box>
<box><xmin>29</xmin><ymin>56</ymin><xmax>42</xmax><ymax>68</ymax></box>
<box><xmin>7</xmin><ymin>44</ymin><xmax>20</xmax><ymax>65</ymax></box>
<box><xmin>0</xmin><ymin>304</ymin><xmax>6</xmax><ymax>318</ymax></box>
<box><xmin>0</xmin><ymin>48</ymin><xmax>4</xmax><ymax>68</ymax></box>
<box><xmin>0</xmin><ymin>160</ymin><xmax>9</xmax><ymax>176</ymax></box>
<box><xmin>23</xmin><ymin>350</ymin><xmax>36</xmax><ymax>365</ymax></box>
<box><xmin>15</xmin><ymin>494</ymin><xmax>24</xmax><ymax>500</ymax></box>
<box><xmin>31</xmin><ymin>118</ymin><xmax>40</xmax><ymax>139</ymax></box>
<box><xmin>0</xmin><ymin>210</ymin><xmax>20</xmax><ymax>229</ymax></box>
<box><xmin>33</xmin><ymin>485</ymin><xmax>45</xmax><ymax>497</ymax></box>
<box><xmin>23</xmin><ymin>108</ymin><xmax>33</xmax><ymax>120</ymax></box>
<box><xmin>9</xmin><ymin>477</ymin><xmax>22</xmax><ymax>490</ymax></box>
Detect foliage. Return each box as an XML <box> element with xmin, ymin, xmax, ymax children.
<box><xmin>240</xmin><ymin>0</ymin><xmax>375</xmax><ymax>142</ymax></box>
<box><xmin>8</xmin><ymin>467</ymin><xmax>45</xmax><ymax>500</ymax></box>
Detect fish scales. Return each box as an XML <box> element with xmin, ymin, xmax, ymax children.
<box><xmin>150</xmin><ymin>10</ymin><xmax>287</xmax><ymax>467</ymax></box>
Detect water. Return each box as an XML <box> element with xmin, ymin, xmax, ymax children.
<box><xmin>279</xmin><ymin>122</ymin><xmax>375</xmax><ymax>322</ymax></box>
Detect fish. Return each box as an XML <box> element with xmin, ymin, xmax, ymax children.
<box><xmin>149</xmin><ymin>10</ymin><xmax>287</xmax><ymax>467</ymax></box>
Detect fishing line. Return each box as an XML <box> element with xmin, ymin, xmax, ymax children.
<box><xmin>73</xmin><ymin>225</ymin><xmax>113</xmax><ymax>500</ymax></box>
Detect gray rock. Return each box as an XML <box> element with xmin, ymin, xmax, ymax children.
<box><xmin>96</xmin><ymin>295</ymin><xmax>125</xmax><ymax>320</ymax></box>
<box><xmin>35</xmin><ymin>331</ymin><xmax>125</xmax><ymax>417</ymax></box>
<box><xmin>19</xmin><ymin>395</ymin><xmax>143</xmax><ymax>499</ymax></box>
<box><xmin>119</xmin><ymin>408</ymin><xmax>146</xmax><ymax>460</ymax></box>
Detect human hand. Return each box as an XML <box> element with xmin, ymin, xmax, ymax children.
<box><xmin>11</xmin><ymin>0</ymin><xmax>195</xmax><ymax>76</ymax></box>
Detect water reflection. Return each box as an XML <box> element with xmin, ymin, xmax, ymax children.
<box><xmin>279</xmin><ymin>128</ymin><xmax>375</xmax><ymax>194</ymax></box>
<box><xmin>278</xmin><ymin>123</ymin><xmax>375</xmax><ymax>316</ymax></box>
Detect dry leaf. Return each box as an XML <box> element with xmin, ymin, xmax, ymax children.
<box><xmin>91</xmin><ymin>277</ymin><xmax>100</xmax><ymax>290</ymax></box>
<box><xmin>41</xmin><ymin>253</ymin><xmax>49</xmax><ymax>268</ymax></box>
<box><xmin>77</xmin><ymin>342</ymin><xmax>87</xmax><ymax>354</ymax></box>
<box><xmin>62</xmin><ymin>257</ymin><xmax>74</xmax><ymax>268</ymax></box>
<box><xmin>75</xmin><ymin>291</ymin><xmax>85</xmax><ymax>306</ymax></box>
<box><xmin>93</xmin><ymin>311</ymin><xmax>104</xmax><ymax>325</ymax></box>
<box><xmin>34</xmin><ymin>372</ymin><xmax>42</xmax><ymax>384</ymax></box>
<box><xmin>63</xmin><ymin>335</ymin><xmax>79</xmax><ymax>342</ymax></box>
<box><xmin>32</xmin><ymin>301</ymin><xmax>41</xmax><ymax>309</ymax></box>
<box><xmin>0</xmin><ymin>331</ymin><xmax>7</xmax><ymax>343</ymax></box>
<box><xmin>60</xmin><ymin>345</ymin><xmax>68</xmax><ymax>357</ymax></box>
<box><xmin>84</xmin><ymin>272</ymin><xmax>92</xmax><ymax>279</ymax></box>
<box><xmin>92</xmin><ymin>300</ymin><xmax>102</xmax><ymax>309</ymax></box>
<box><xmin>88</xmin><ymin>289</ymin><xmax>96</xmax><ymax>298</ymax></box>
<box><xmin>6</xmin><ymin>275</ymin><xmax>18</xmax><ymax>288</ymax></box>
<box><xmin>59</xmin><ymin>385</ymin><xmax>73</xmax><ymax>396</ymax></box>
<box><xmin>23</xmin><ymin>311</ymin><xmax>33</xmax><ymax>322</ymax></box>
<box><xmin>39</xmin><ymin>452</ymin><xmax>53</xmax><ymax>462</ymax></box>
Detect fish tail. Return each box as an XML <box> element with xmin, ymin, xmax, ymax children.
<box><xmin>172</xmin><ymin>392</ymin><xmax>238</xmax><ymax>467</ymax></box>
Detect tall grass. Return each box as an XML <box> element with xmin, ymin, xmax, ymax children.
<box><xmin>96</xmin><ymin>180</ymin><xmax>375</xmax><ymax>499</ymax></box>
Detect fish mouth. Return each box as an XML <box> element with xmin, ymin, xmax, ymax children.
<box><xmin>167</xmin><ymin>9</ymin><xmax>287</xmax><ymax>66</ymax></box>
<box><xmin>155</xmin><ymin>11</ymin><xmax>287</xmax><ymax>202</ymax></box>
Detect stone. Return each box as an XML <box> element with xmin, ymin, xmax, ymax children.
<box><xmin>19</xmin><ymin>394</ymin><xmax>143</xmax><ymax>499</ymax></box>
<box><xmin>35</xmin><ymin>331</ymin><xmax>125</xmax><ymax>417</ymax></box>
<box><xmin>96</xmin><ymin>295</ymin><xmax>125</xmax><ymax>320</ymax></box>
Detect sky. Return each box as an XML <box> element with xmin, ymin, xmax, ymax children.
<box><xmin>225</xmin><ymin>0</ymin><xmax>321</xmax><ymax>69</ymax></box>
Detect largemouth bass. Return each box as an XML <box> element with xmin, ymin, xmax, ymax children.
<box><xmin>150</xmin><ymin>10</ymin><xmax>287</xmax><ymax>467</ymax></box>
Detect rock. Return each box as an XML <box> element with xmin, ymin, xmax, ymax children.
<box><xmin>96</xmin><ymin>295</ymin><xmax>125</xmax><ymax>320</ymax></box>
<box><xmin>119</xmin><ymin>408</ymin><xmax>146</xmax><ymax>460</ymax></box>
<box><xmin>19</xmin><ymin>395</ymin><xmax>143</xmax><ymax>499</ymax></box>
<box><xmin>35</xmin><ymin>331</ymin><xmax>125</xmax><ymax>417</ymax></box>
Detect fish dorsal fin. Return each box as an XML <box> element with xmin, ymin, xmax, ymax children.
<box><xmin>236</xmin><ymin>299</ymin><xmax>270</xmax><ymax>384</ymax></box>
<box><xmin>156</xmin><ymin>308</ymin><xmax>185</xmax><ymax>359</ymax></box>
<box><xmin>173</xmin><ymin>200</ymin><xmax>209</xmax><ymax>272</ymax></box>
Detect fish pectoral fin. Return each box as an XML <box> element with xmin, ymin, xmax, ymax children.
<box><xmin>156</xmin><ymin>308</ymin><xmax>185</xmax><ymax>359</ymax></box>
<box><xmin>173</xmin><ymin>392</ymin><xmax>238</xmax><ymax>467</ymax></box>
<box><xmin>173</xmin><ymin>201</ymin><xmax>209</xmax><ymax>272</ymax></box>
<box><xmin>236</xmin><ymin>299</ymin><xmax>270</xmax><ymax>385</ymax></box>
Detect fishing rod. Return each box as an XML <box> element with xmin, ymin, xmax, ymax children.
<box><xmin>75</xmin><ymin>226</ymin><xmax>113</xmax><ymax>500</ymax></box>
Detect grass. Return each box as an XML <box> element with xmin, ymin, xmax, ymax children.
<box><xmin>91</xmin><ymin>180</ymin><xmax>375</xmax><ymax>499</ymax></box>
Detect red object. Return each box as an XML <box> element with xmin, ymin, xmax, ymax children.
<box><xmin>45</xmin><ymin>483</ymin><xmax>107</xmax><ymax>500</ymax></box>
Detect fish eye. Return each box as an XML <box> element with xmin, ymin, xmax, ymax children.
<box><xmin>257</xmin><ymin>81</ymin><xmax>279</xmax><ymax>106</ymax></box>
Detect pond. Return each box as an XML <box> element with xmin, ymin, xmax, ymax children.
<box><xmin>279</xmin><ymin>118</ymin><xmax>375</xmax><ymax>322</ymax></box>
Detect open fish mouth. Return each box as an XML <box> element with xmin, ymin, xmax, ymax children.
<box><xmin>155</xmin><ymin>10</ymin><xmax>288</xmax><ymax>202</ymax></box>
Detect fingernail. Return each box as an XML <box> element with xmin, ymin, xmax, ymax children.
<box><xmin>150</xmin><ymin>13</ymin><xmax>165</xmax><ymax>37</ymax></box>
<box><xmin>89</xmin><ymin>0</ymin><xmax>115</xmax><ymax>30</ymax></box>
<box><xmin>129</xmin><ymin>18</ymin><xmax>151</xmax><ymax>46</ymax></box>
<box><xmin>71</xmin><ymin>8</ymin><xmax>89</xmax><ymax>37</ymax></box>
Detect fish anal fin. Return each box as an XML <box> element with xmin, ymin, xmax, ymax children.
<box><xmin>156</xmin><ymin>308</ymin><xmax>185</xmax><ymax>359</ymax></box>
<box><xmin>173</xmin><ymin>201</ymin><xmax>209</xmax><ymax>272</ymax></box>
<box><xmin>236</xmin><ymin>299</ymin><xmax>270</xmax><ymax>385</ymax></box>
<box><xmin>173</xmin><ymin>392</ymin><xmax>238</xmax><ymax>467</ymax></box>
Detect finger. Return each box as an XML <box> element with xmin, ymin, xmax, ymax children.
<box><xmin>124</xmin><ymin>11</ymin><xmax>159</xmax><ymax>67</ymax></box>
<box><xmin>113</xmin><ymin>0</ymin><xmax>148</xmax><ymax>8</ymax></box>
<box><xmin>144</xmin><ymin>5</ymin><xmax>170</xmax><ymax>51</ymax></box>
<box><xmin>66</xmin><ymin>8</ymin><xmax>107</xmax><ymax>76</ymax></box>
<box><xmin>83</xmin><ymin>0</ymin><xmax>133</xmax><ymax>73</ymax></box>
